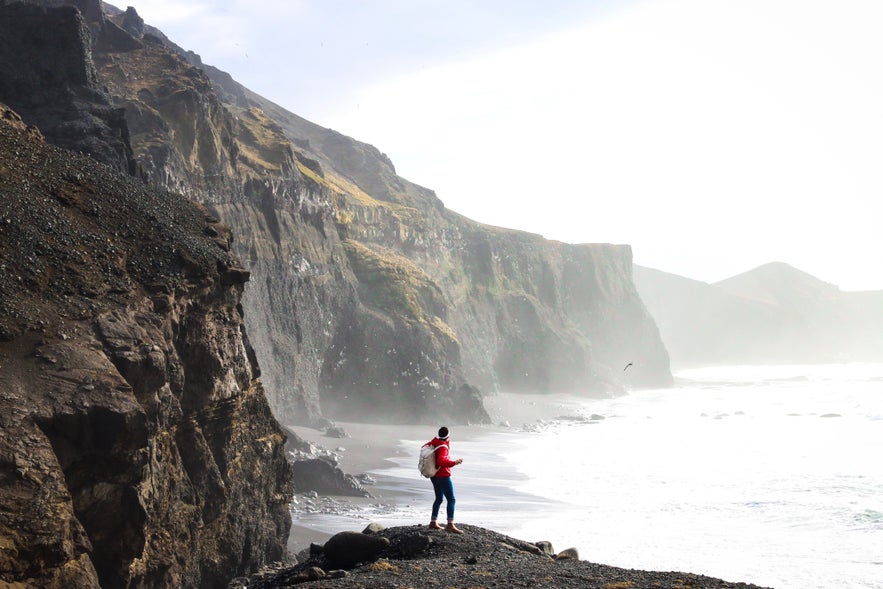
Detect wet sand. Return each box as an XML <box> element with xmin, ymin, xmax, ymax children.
<box><xmin>288</xmin><ymin>392</ymin><xmax>587</xmax><ymax>491</ymax></box>
<box><xmin>284</xmin><ymin>392</ymin><xmax>591</xmax><ymax>553</ymax></box>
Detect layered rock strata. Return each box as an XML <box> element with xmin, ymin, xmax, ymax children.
<box><xmin>1</xmin><ymin>2</ymin><xmax>672</xmax><ymax>429</ymax></box>
<box><xmin>95</xmin><ymin>6</ymin><xmax>671</xmax><ymax>424</ymax></box>
<box><xmin>90</xmin><ymin>14</ymin><xmax>496</xmax><ymax>425</ymax></box>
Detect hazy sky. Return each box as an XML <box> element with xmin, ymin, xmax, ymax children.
<box><xmin>128</xmin><ymin>0</ymin><xmax>883</xmax><ymax>291</ymax></box>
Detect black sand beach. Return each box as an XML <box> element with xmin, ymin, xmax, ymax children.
<box><xmin>239</xmin><ymin>392</ymin><xmax>776</xmax><ymax>589</ymax></box>
<box><xmin>285</xmin><ymin>393</ymin><xmax>590</xmax><ymax>551</ymax></box>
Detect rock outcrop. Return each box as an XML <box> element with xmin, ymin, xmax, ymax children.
<box><xmin>238</xmin><ymin>524</ymin><xmax>771</xmax><ymax>589</ymax></box>
<box><xmin>0</xmin><ymin>105</ymin><xmax>292</xmax><ymax>588</ymax></box>
<box><xmin>290</xmin><ymin>458</ymin><xmax>370</xmax><ymax>498</ymax></box>
<box><xmin>321</xmin><ymin>531</ymin><xmax>390</xmax><ymax>570</ymax></box>
<box><xmin>0</xmin><ymin>1</ymin><xmax>135</xmax><ymax>173</ymax></box>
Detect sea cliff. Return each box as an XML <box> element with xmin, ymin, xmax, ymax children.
<box><xmin>0</xmin><ymin>2</ymin><xmax>675</xmax><ymax>586</ymax></box>
<box><xmin>80</xmin><ymin>2</ymin><xmax>669</xmax><ymax>426</ymax></box>
<box><xmin>0</xmin><ymin>104</ymin><xmax>291</xmax><ymax>587</ymax></box>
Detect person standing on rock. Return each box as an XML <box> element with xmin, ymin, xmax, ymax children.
<box><xmin>426</xmin><ymin>426</ymin><xmax>464</xmax><ymax>533</ymax></box>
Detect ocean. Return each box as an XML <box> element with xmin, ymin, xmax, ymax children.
<box><xmin>293</xmin><ymin>363</ymin><xmax>883</xmax><ymax>589</ymax></box>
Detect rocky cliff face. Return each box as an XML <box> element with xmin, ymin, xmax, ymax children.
<box><xmin>1</xmin><ymin>2</ymin><xmax>672</xmax><ymax>429</ymax></box>
<box><xmin>87</xmin><ymin>15</ymin><xmax>497</xmax><ymax>425</ymax></box>
<box><xmin>0</xmin><ymin>1</ymin><xmax>135</xmax><ymax>173</ymax></box>
<box><xmin>0</xmin><ymin>105</ymin><xmax>292</xmax><ymax>587</ymax></box>
<box><xmin>226</xmin><ymin>85</ymin><xmax>675</xmax><ymax>414</ymax></box>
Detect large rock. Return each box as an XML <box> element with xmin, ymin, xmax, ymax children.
<box><xmin>322</xmin><ymin>532</ymin><xmax>390</xmax><ymax>570</ymax></box>
<box><xmin>290</xmin><ymin>458</ymin><xmax>370</xmax><ymax>497</ymax></box>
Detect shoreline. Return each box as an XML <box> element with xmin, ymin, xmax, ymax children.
<box><xmin>288</xmin><ymin>391</ymin><xmax>592</xmax><ymax>487</ymax></box>
<box><xmin>277</xmin><ymin>366</ymin><xmax>883</xmax><ymax>589</ymax></box>
<box><xmin>284</xmin><ymin>392</ymin><xmax>594</xmax><ymax>552</ymax></box>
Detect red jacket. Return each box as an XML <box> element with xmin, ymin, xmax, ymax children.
<box><xmin>427</xmin><ymin>437</ymin><xmax>457</xmax><ymax>478</ymax></box>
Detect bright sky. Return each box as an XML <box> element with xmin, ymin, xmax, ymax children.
<box><xmin>128</xmin><ymin>0</ymin><xmax>883</xmax><ymax>291</ymax></box>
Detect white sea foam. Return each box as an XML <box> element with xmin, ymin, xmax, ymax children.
<box><xmin>299</xmin><ymin>363</ymin><xmax>883</xmax><ymax>589</ymax></box>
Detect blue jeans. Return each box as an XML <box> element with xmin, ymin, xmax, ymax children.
<box><xmin>430</xmin><ymin>476</ymin><xmax>456</xmax><ymax>521</ymax></box>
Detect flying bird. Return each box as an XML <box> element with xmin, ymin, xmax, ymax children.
<box><xmin>623</xmin><ymin>362</ymin><xmax>633</xmax><ymax>371</ymax></box>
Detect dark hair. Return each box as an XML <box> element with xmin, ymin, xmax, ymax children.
<box><xmin>438</xmin><ymin>426</ymin><xmax>449</xmax><ymax>439</ymax></box>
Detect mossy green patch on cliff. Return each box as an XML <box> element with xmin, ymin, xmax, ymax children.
<box><xmin>287</xmin><ymin>150</ymin><xmax>379</xmax><ymax>206</ymax></box>
<box><xmin>342</xmin><ymin>240</ymin><xmax>454</xmax><ymax>345</ymax></box>
<box><xmin>343</xmin><ymin>239</ymin><xmax>427</xmax><ymax>321</ymax></box>
<box><xmin>233</xmin><ymin>106</ymin><xmax>293</xmax><ymax>173</ymax></box>
<box><xmin>293</xmin><ymin>154</ymin><xmax>427</xmax><ymax>234</ymax></box>
<box><xmin>428</xmin><ymin>314</ymin><xmax>459</xmax><ymax>345</ymax></box>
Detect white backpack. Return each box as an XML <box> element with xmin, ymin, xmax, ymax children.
<box><xmin>418</xmin><ymin>443</ymin><xmax>442</xmax><ymax>477</ymax></box>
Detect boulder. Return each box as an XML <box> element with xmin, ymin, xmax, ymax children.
<box><xmin>535</xmin><ymin>540</ymin><xmax>555</xmax><ymax>556</ymax></box>
<box><xmin>384</xmin><ymin>531</ymin><xmax>434</xmax><ymax>559</ymax></box>
<box><xmin>323</xmin><ymin>531</ymin><xmax>390</xmax><ymax>569</ymax></box>
<box><xmin>325</xmin><ymin>425</ymin><xmax>349</xmax><ymax>438</ymax></box>
<box><xmin>556</xmin><ymin>547</ymin><xmax>580</xmax><ymax>561</ymax></box>
<box><xmin>304</xmin><ymin>567</ymin><xmax>326</xmax><ymax>581</ymax></box>
<box><xmin>363</xmin><ymin>522</ymin><xmax>385</xmax><ymax>534</ymax></box>
<box><xmin>291</xmin><ymin>457</ymin><xmax>370</xmax><ymax>497</ymax></box>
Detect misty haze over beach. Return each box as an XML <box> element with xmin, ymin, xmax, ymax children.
<box><xmin>290</xmin><ymin>364</ymin><xmax>883</xmax><ymax>589</ymax></box>
<box><xmin>3</xmin><ymin>2</ymin><xmax>882</xmax><ymax>588</ymax></box>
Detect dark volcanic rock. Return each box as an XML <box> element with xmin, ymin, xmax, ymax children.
<box><xmin>290</xmin><ymin>458</ymin><xmax>370</xmax><ymax>497</ymax></box>
<box><xmin>240</xmin><ymin>525</ymin><xmax>771</xmax><ymax>589</ymax></box>
<box><xmin>556</xmin><ymin>547</ymin><xmax>580</xmax><ymax>560</ymax></box>
<box><xmin>324</xmin><ymin>425</ymin><xmax>349</xmax><ymax>439</ymax></box>
<box><xmin>322</xmin><ymin>531</ymin><xmax>390</xmax><ymax>569</ymax></box>
<box><xmin>0</xmin><ymin>106</ymin><xmax>292</xmax><ymax>588</ymax></box>
<box><xmin>0</xmin><ymin>2</ymin><xmax>135</xmax><ymax>173</ymax></box>
<box><xmin>120</xmin><ymin>5</ymin><xmax>145</xmax><ymax>36</ymax></box>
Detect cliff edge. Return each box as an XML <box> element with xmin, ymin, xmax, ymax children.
<box><xmin>235</xmin><ymin>524</ymin><xmax>771</xmax><ymax>589</ymax></box>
